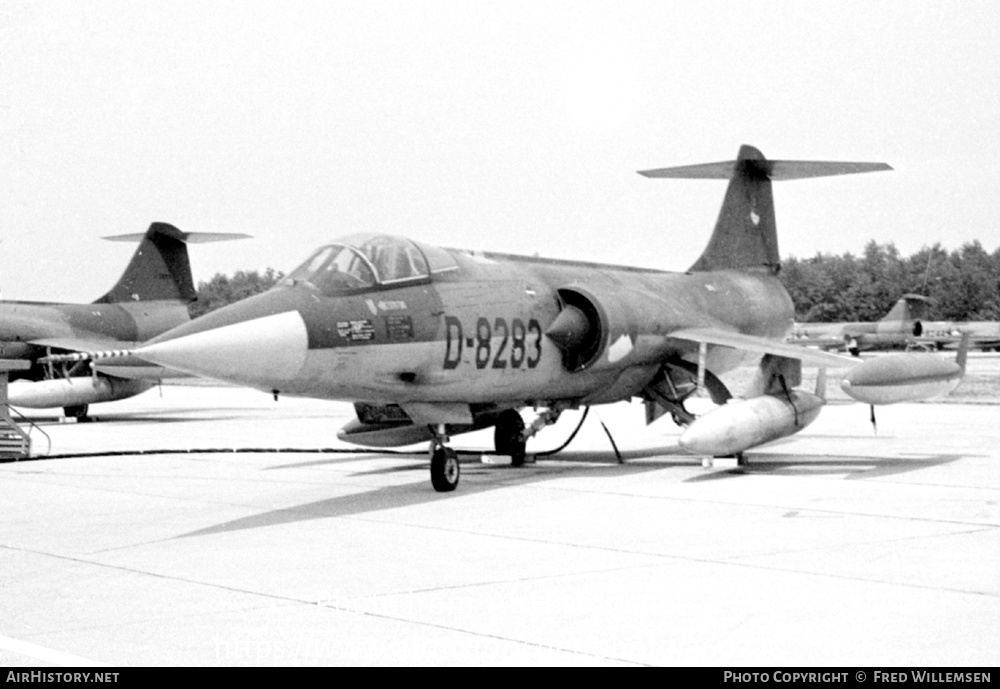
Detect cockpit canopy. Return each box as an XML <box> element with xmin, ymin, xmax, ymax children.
<box><xmin>281</xmin><ymin>233</ymin><xmax>457</xmax><ymax>296</ymax></box>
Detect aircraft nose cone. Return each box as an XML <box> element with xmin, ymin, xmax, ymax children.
<box><xmin>135</xmin><ymin>310</ymin><xmax>309</xmax><ymax>389</ymax></box>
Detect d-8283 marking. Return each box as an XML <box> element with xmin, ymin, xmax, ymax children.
<box><xmin>443</xmin><ymin>315</ymin><xmax>542</xmax><ymax>370</ymax></box>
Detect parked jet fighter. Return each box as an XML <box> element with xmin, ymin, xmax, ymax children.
<box><xmin>788</xmin><ymin>294</ymin><xmax>933</xmax><ymax>355</ymax></box>
<box><xmin>56</xmin><ymin>145</ymin><xmax>957</xmax><ymax>492</ymax></box>
<box><xmin>916</xmin><ymin>320</ymin><xmax>1000</xmax><ymax>352</ymax></box>
<box><xmin>2</xmin><ymin>223</ymin><xmax>247</xmax><ymax>419</ymax></box>
<box><xmin>789</xmin><ymin>294</ymin><xmax>1000</xmax><ymax>354</ymax></box>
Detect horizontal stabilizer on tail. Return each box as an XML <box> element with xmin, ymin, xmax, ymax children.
<box><xmin>638</xmin><ymin>158</ymin><xmax>892</xmax><ymax>180</ymax></box>
<box><xmin>103</xmin><ymin>223</ymin><xmax>251</xmax><ymax>243</ymax></box>
<box><xmin>638</xmin><ymin>144</ymin><xmax>892</xmax><ymax>274</ymax></box>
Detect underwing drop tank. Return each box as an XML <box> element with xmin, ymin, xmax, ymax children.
<box><xmin>8</xmin><ymin>377</ymin><xmax>154</xmax><ymax>409</ymax></box>
<box><xmin>679</xmin><ymin>391</ymin><xmax>825</xmax><ymax>457</ymax></box>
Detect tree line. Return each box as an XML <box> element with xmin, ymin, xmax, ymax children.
<box><xmin>781</xmin><ymin>240</ymin><xmax>1000</xmax><ymax>322</ymax></box>
<box><xmin>191</xmin><ymin>240</ymin><xmax>1000</xmax><ymax>324</ymax></box>
<box><xmin>189</xmin><ymin>268</ymin><xmax>284</xmax><ymax>318</ymax></box>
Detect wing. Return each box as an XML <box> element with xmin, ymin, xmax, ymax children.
<box><xmin>30</xmin><ymin>337</ymin><xmax>189</xmax><ymax>379</ymax></box>
<box><xmin>786</xmin><ymin>336</ymin><xmax>848</xmax><ymax>350</ymax></box>
<box><xmin>29</xmin><ymin>337</ymin><xmax>139</xmax><ymax>352</ymax></box>
<box><xmin>670</xmin><ymin>327</ymin><xmax>857</xmax><ymax>368</ymax></box>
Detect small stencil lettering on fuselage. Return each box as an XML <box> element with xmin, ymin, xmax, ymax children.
<box><xmin>336</xmin><ymin>319</ymin><xmax>376</xmax><ymax>342</ymax></box>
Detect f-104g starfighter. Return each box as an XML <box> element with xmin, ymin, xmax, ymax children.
<box><xmin>57</xmin><ymin>145</ymin><xmax>965</xmax><ymax>491</ymax></box>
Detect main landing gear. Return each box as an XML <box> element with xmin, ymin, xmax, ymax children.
<box><xmin>496</xmin><ymin>407</ymin><xmax>565</xmax><ymax>467</ymax></box>
<box><xmin>494</xmin><ymin>409</ymin><xmax>527</xmax><ymax>467</ymax></box>
<box><xmin>429</xmin><ymin>424</ymin><xmax>460</xmax><ymax>493</ymax></box>
<box><xmin>63</xmin><ymin>404</ymin><xmax>91</xmax><ymax>423</ymax></box>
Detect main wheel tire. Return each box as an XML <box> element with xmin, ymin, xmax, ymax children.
<box><xmin>430</xmin><ymin>447</ymin><xmax>460</xmax><ymax>492</ymax></box>
<box><xmin>63</xmin><ymin>404</ymin><xmax>90</xmax><ymax>421</ymax></box>
<box><xmin>494</xmin><ymin>409</ymin><xmax>527</xmax><ymax>467</ymax></box>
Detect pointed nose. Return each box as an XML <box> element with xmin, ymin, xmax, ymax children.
<box><xmin>135</xmin><ymin>310</ymin><xmax>309</xmax><ymax>389</ymax></box>
<box><xmin>544</xmin><ymin>304</ymin><xmax>593</xmax><ymax>352</ymax></box>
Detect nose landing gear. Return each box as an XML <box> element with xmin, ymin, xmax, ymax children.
<box><xmin>426</xmin><ymin>407</ymin><xmax>569</xmax><ymax>492</ymax></box>
<box><xmin>429</xmin><ymin>424</ymin><xmax>459</xmax><ymax>492</ymax></box>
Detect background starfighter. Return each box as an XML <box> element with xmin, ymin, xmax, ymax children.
<box><xmin>2</xmin><ymin>223</ymin><xmax>247</xmax><ymax>420</ymax></box>
<box><xmin>789</xmin><ymin>294</ymin><xmax>933</xmax><ymax>355</ymax></box>
<box><xmin>75</xmin><ymin>145</ymin><xmax>955</xmax><ymax>492</ymax></box>
<box><xmin>789</xmin><ymin>293</ymin><xmax>1000</xmax><ymax>355</ymax></box>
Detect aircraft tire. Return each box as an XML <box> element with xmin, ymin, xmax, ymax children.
<box><xmin>494</xmin><ymin>409</ymin><xmax>527</xmax><ymax>467</ymax></box>
<box><xmin>430</xmin><ymin>447</ymin><xmax>460</xmax><ymax>492</ymax></box>
<box><xmin>64</xmin><ymin>404</ymin><xmax>90</xmax><ymax>422</ymax></box>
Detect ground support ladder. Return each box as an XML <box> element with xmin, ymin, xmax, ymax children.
<box><xmin>0</xmin><ymin>360</ymin><xmax>32</xmax><ymax>459</ymax></box>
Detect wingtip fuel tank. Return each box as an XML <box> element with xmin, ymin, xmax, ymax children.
<box><xmin>840</xmin><ymin>354</ymin><xmax>963</xmax><ymax>405</ymax></box>
<box><xmin>840</xmin><ymin>333</ymin><xmax>968</xmax><ymax>405</ymax></box>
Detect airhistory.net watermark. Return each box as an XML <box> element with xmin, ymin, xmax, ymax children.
<box><xmin>6</xmin><ymin>673</ymin><xmax>119</xmax><ymax>683</ymax></box>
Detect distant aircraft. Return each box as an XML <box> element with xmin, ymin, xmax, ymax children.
<box><xmin>789</xmin><ymin>294</ymin><xmax>1000</xmax><ymax>354</ymax></box>
<box><xmin>788</xmin><ymin>294</ymin><xmax>933</xmax><ymax>355</ymax></box>
<box><xmin>53</xmin><ymin>146</ymin><xmax>964</xmax><ymax>491</ymax></box>
<box><xmin>2</xmin><ymin>223</ymin><xmax>247</xmax><ymax>420</ymax></box>
<box><xmin>916</xmin><ymin>320</ymin><xmax>1000</xmax><ymax>352</ymax></box>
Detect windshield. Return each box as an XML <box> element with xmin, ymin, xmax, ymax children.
<box><xmin>283</xmin><ymin>245</ymin><xmax>377</xmax><ymax>294</ymax></box>
<box><xmin>281</xmin><ymin>234</ymin><xmax>452</xmax><ymax>296</ymax></box>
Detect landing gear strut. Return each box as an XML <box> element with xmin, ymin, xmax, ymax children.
<box><xmin>494</xmin><ymin>409</ymin><xmax>527</xmax><ymax>467</ymax></box>
<box><xmin>429</xmin><ymin>424</ymin><xmax>459</xmax><ymax>492</ymax></box>
<box><xmin>642</xmin><ymin>360</ymin><xmax>733</xmax><ymax>429</ymax></box>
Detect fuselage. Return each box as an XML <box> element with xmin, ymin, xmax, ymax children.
<box><xmin>788</xmin><ymin>319</ymin><xmax>917</xmax><ymax>353</ymax></box>
<box><xmin>143</xmin><ymin>238</ymin><xmax>794</xmax><ymax>408</ymax></box>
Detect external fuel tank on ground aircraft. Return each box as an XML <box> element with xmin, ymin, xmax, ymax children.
<box><xmin>840</xmin><ymin>335</ymin><xmax>968</xmax><ymax>405</ymax></box>
<box><xmin>679</xmin><ymin>391</ymin><xmax>826</xmax><ymax>457</ymax></box>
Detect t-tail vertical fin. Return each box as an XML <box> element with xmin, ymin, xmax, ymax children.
<box><xmin>638</xmin><ymin>145</ymin><xmax>892</xmax><ymax>274</ymax></box>
<box><xmin>94</xmin><ymin>222</ymin><xmax>250</xmax><ymax>304</ymax></box>
<box><xmin>881</xmin><ymin>294</ymin><xmax>933</xmax><ymax>323</ymax></box>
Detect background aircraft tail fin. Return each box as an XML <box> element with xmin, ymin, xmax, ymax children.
<box><xmin>881</xmin><ymin>293</ymin><xmax>933</xmax><ymax>323</ymax></box>
<box><xmin>94</xmin><ymin>223</ymin><xmax>251</xmax><ymax>304</ymax></box>
<box><xmin>638</xmin><ymin>145</ymin><xmax>891</xmax><ymax>274</ymax></box>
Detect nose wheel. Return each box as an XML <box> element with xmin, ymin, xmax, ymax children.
<box><xmin>430</xmin><ymin>445</ymin><xmax>459</xmax><ymax>492</ymax></box>
<box><xmin>429</xmin><ymin>424</ymin><xmax>459</xmax><ymax>492</ymax></box>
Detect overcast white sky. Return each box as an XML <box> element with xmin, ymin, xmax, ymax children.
<box><xmin>2</xmin><ymin>1</ymin><xmax>999</xmax><ymax>301</ymax></box>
